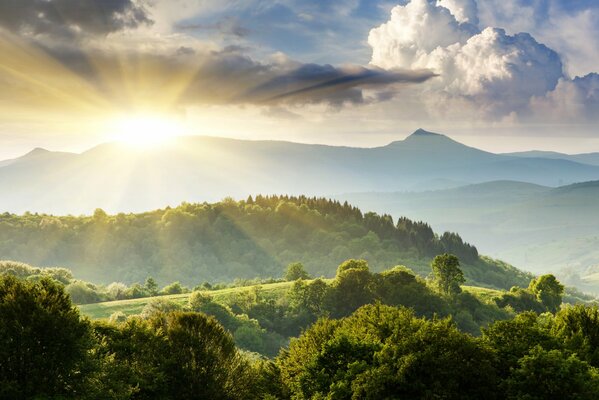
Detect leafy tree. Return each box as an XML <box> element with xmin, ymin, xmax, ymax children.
<box><xmin>483</xmin><ymin>312</ymin><xmax>558</xmax><ymax>377</ymax></box>
<box><xmin>144</xmin><ymin>276</ymin><xmax>159</xmax><ymax>296</ymax></box>
<box><xmin>106</xmin><ymin>282</ymin><xmax>129</xmax><ymax>300</ymax></box>
<box><xmin>552</xmin><ymin>305</ymin><xmax>599</xmax><ymax>367</ymax></box>
<box><xmin>529</xmin><ymin>274</ymin><xmax>564</xmax><ymax>312</ymax></box>
<box><xmin>431</xmin><ymin>253</ymin><xmax>465</xmax><ymax>296</ymax></box>
<box><xmin>288</xmin><ymin>278</ymin><xmax>328</xmax><ymax>317</ymax></box>
<box><xmin>336</xmin><ymin>258</ymin><xmax>369</xmax><ymax>275</ymax></box>
<box><xmin>160</xmin><ymin>312</ymin><xmax>258</xmax><ymax>399</ymax></box>
<box><xmin>327</xmin><ymin>261</ymin><xmax>374</xmax><ymax>318</ymax></box>
<box><xmin>506</xmin><ymin>346</ymin><xmax>599</xmax><ymax>400</ymax></box>
<box><xmin>188</xmin><ymin>290</ymin><xmax>212</xmax><ymax>311</ymax></box>
<box><xmin>278</xmin><ymin>304</ymin><xmax>499</xmax><ymax>400</ymax></box>
<box><xmin>495</xmin><ymin>286</ymin><xmax>546</xmax><ymax>313</ymax></box>
<box><xmin>161</xmin><ymin>281</ymin><xmax>186</xmax><ymax>295</ymax></box>
<box><xmin>141</xmin><ymin>298</ymin><xmax>183</xmax><ymax>319</ymax></box>
<box><xmin>0</xmin><ymin>276</ymin><xmax>92</xmax><ymax>398</ymax></box>
<box><xmin>66</xmin><ymin>280</ymin><xmax>102</xmax><ymax>304</ymax></box>
<box><xmin>284</xmin><ymin>262</ymin><xmax>310</xmax><ymax>281</ymax></box>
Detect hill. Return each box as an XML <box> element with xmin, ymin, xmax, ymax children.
<box><xmin>0</xmin><ymin>196</ymin><xmax>530</xmax><ymax>289</ymax></box>
<box><xmin>2</xmin><ymin>129</ymin><xmax>599</xmax><ymax>214</ymax></box>
<box><xmin>505</xmin><ymin>150</ymin><xmax>599</xmax><ymax>167</ymax></box>
<box><xmin>336</xmin><ymin>180</ymin><xmax>599</xmax><ymax>290</ymax></box>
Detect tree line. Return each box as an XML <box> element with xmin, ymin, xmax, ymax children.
<box><xmin>1</xmin><ymin>257</ymin><xmax>599</xmax><ymax>399</ymax></box>
<box><xmin>0</xmin><ymin>196</ymin><xmax>527</xmax><ymax>289</ymax></box>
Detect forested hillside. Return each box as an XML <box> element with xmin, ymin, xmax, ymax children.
<box><xmin>3</xmin><ymin>268</ymin><xmax>599</xmax><ymax>399</ymax></box>
<box><xmin>0</xmin><ymin>196</ymin><xmax>528</xmax><ymax>289</ymax></box>
<box><xmin>338</xmin><ymin>180</ymin><xmax>599</xmax><ymax>291</ymax></box>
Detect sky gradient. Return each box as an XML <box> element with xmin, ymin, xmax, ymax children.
<box><xmin>1</xmin><ymin>0</ymin><xmax>598</xmax><ymax>158</ymax></box>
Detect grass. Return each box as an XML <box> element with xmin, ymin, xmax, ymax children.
<box><xmin>80</xmin><ymin>280</ymin><xmax>505</xmax><ymax>320</ymax></box>
<box><xmin>462</xmin><ymin>285</ymin><xmax>503</xmax><ymax>303</ymax></box>
<box><xmin>79</xmin><ymin>280</ymin><xmax>297</xmax><ymax>320</ymax></box>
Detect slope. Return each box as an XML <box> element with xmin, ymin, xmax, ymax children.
<box><xmin>2</xmin><ymin>130</ymin><xmax>599</xmax><ymax>214</ymax></box>
<box><xmin>0</xmin><ymin>196</ymin><xmax>530</xmax><ymax>290</ymax></box>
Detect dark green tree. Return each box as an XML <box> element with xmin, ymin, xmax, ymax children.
<box><xmin>327</xmin><ymin>261</ymin><xmax>374</xmax><ymax>318</ymax></box>
<box><xmin>506</xmin><ymin>347</ymin><xmax>599</xmax><ymax>400</ymax></box>
<box><xmin>284</xmin><ymin>262</ymin><xmax>310</xmax><ymax>281</ymax></box>
<box><xmin>431</xmin><ymin>253</ymin><xmax>465</xmax><ymax>296</ymax></box>
<box><xmin>529</xmin><ymin>274</ymin><xmax>564</xmax><ymax>312</ymax></box>
<box><xmin>160</xmin><ymin>312</ymin><xmax>257</xmax><ymax>399</ymax></box>
<box><xmin>278</xmin><ymin>304</ymin><xmax>499</xmax><ymax>400</ymax></box>
<box><xmin>144</xmin><ymin>277</ymin><xmax>159</xmax><ymax>296</ymax></box>
<box><xmin>552</xmin><ymin>305</ymin><xmax>599</xmax><ymax>367</ymax></box>
<box><xmin>0</xmin><ymin>276</ymin><xmax>92</xmax><ymax>398</ymax></box>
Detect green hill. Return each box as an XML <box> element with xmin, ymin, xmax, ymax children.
<box><xmin>0</xmin><ymin>196</ymin><xmax>530</xmax><ymax>289</ymax></box>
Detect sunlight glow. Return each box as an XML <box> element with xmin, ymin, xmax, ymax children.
<box><xmin>111</xmin><ymin>114</ymin><xmax>184</xmax><ymax>148</ymax></box>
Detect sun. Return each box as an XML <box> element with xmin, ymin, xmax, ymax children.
<box><xmin>110</xmin><ymin>113</ymin><xmax>184</xmax><ymax>148</ymax></box>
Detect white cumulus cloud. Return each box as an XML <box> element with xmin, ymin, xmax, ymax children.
<box><xmin>368</xmin><ymin>0</ymin><xmax>567</xmax><ymax>120</ymax></box>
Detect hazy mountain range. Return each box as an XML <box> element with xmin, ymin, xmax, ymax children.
<box><xmin>3</xmin><ymin>129</ymin><xmax>599</xmax><ymax>290</ymax></box>
<box><xmin>335</xmin><ymin>180</ymin><xmax>599</xmax><ymax>292</ymax></box>
<box><xmin>3</xmin><ymin>129</ymin><xmax>599</xmax><ymax>215</ymax></box>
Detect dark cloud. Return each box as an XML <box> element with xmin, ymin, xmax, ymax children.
<box><xmin>8</xmin><ymin>39</ymin><xmax>435</xmax><ymax>109</ymax></box>
<box><xmin>0</xmin><ymin>0</ymin><xmax>152</xmax><ymax>36</ymax></box>
<box><xmin>238</xmin><ymin>63</ymin><xmax>436</xmax><ymax>105</ymax></box>
<box><xmin>176</xmin><ymin>17</ymin><xmax>250</xmax><ymax>38</ymax></box>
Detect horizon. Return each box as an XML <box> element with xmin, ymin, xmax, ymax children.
<box><xmin>3</xmin><ymin>128</ymin><xmax>599</xmax><ymax>160</ymax></box>
<box><xmin>1</xmin><ymin>0</ymin><xmax>599</xmax><ymax>158</ymax></box>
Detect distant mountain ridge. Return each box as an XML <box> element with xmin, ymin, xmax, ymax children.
<box><xmin>334</xmin><ymin>179</ymin><xmax>599</xmax><ymax>291</ymax></box>
<box><xmin>2</xmin><ymin>129</ymin><xmax>599</xmax><ymax>214</ymax></box>
<box><xmin>505</xmin><ymin>150</ymin><xmax>599</xmax><ymax>167</ymax></box>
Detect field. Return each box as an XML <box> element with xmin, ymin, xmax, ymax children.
<box><xmin>79</xmin><ymin>280</ymin><xmax>299</xmax><ymax>320</ymax></box>
<box><xmin>462</xmin><ymin>285</ymin><xmax>503</xmax><ymax>303</ymax></box>
<box><xmin>80</xmin><ymin>280</ymin><xmax>503</xmax><ymax>320</ymax></box>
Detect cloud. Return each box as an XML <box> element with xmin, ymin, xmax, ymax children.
<box><xmin>436</xmin><ymin>0</ymin><xmax>478</xmax><ymax>24</ymax></box>
<box><xmin>176</xmin><ymin>17</ymin><xmax>250</xmax><ymax>38</ymax></box>
<box><xmin>530</xmin><ymin>73</ymin><xmax>599</xmax><ymax>121</ymax></box>
<box><xmin>368</xmin><ymin>0</ymin><xmax>565</xmax><ymax>119</ymax></box>
<box><xmin>475</xmin><ymin>0</ymin><xmax>599</xmax><ymax>77</ymax></box>
<box><xmin>0</xmin><ymin>31</ymin><xmax>435</xmax><ymax>113</ymax></box>
<box><xmin>237</xmin><ymin>63</ymin><xmax>434</xmax><ymax>105</ymax></box>
<box><xmin>0</xmin><ymin>0</ymin><xmax>152</xmax><ymax>37</ymax></box>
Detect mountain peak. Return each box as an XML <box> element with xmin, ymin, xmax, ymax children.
<box><xmin>406</xmin><ymin>128</ymin><xmax>446</xmax><ymax>139</ymax></box>
<box><xmin>23</xmin><ymin>147</ymin><xmax>50</xmax><ymax>158</ymax></box>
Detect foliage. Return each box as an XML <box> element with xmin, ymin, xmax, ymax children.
<box><xmin>431</xmin><ymin>253</ymin><xmax>465</xmax><ymax>296</ymax></box>
<box><xmin>506</xmin><ymin>346</ymin><xmax>599</xmax><ymax>400</ymax></box>
<box><xmin>284</xmin><ymin>262</ymin><xmax>310</xmax><ymax>281</ymax></box>
<box><xmin>495</xmin><ymin>286</ymin><xmax>546</xmax><ymax>313</ymax></box>
<box><xmin>160</xmin><ymin>281</ymin><xmax>188</xmax><ymax>295</ymax></box>
<box><xmin>278</xmin><ymin>304</ymin><xmax>499</xmax><ymax>399</ymax></box>
<box><xmin>0</xmin><ymin>196</ymin><xmax>524</xmax><ymax>289</ymax></box>
<box><xmin>0</xmin><ymin>275</ymin><xmax>92</xmax><ymax>398</ymax></box>
<box><xmin>529</xmin><ymin>274</ymin><xmax>565</xmax><ymax>312</ymax></box>
<box><xmin>1</xmin><ymin>267</ymin><xmax>597</xmax><ymax>399</ymax></box>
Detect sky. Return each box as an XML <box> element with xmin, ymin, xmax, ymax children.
<box><xmin>1</xmin><ymin>0</ymin><xmax>599</xmax><ymax>158</ymax></box>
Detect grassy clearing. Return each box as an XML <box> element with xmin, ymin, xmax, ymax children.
<box><xmin>462</xmin><ymin>285</ymin><xmax>503</xmax><ymax>303</ymax></box>
<box><xmin>80</xmin><ymin>280</ymin><xmax>504</xmax><ymax>320</ymax></box>
<box><xmin>79</xmin><ymin>280</ymin><xmax>297</xmax><ymax>320</ymax></box>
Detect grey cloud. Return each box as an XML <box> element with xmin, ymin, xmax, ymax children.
<box><xmin>238</xmin><ymin>63</ymin><xmax>436</xmax><ymax>105</ymax></box>
<box><xmin>176</xmin><ymin>17</ymin><xmax>250</xmax><ymax>38</ymax></box>
<box><xmin>0</xmin><ymin>0</ymin><xmax>152</xmax><ymax>37</ymax></box>
<box><xmin>0</xmin><ymin>31</ymin><xmax>435</xmax><ymax>109</ymax></box>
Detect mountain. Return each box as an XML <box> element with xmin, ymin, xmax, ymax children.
<box><xmin>335</xmin><ymin>180</ymin><xmax>599</xmax><ymax>291</ymax></box>
<box><xmin>0</xmin><ymin>196</ymin><xmax>530</xmax><ymax>289</ymax></box>
<box><xmin>2</xmin><ymin>129</ymin><xmax>599</xmax><ymax>214</ymax></box>
<box><xmin>505</xmin><ymin>150</ymin><xmax>599</xmax><ymax>167</ymax></box>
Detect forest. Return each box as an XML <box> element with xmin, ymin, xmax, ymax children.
<box><xmin>2</xmin><ymin>255</ymin><xmax>599</xmax><ymax>399</ymax></box>
<box><xmin>0</xmin><ymin>196</ymin><xmax>528</xmax><ymax>289</ymax></box>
